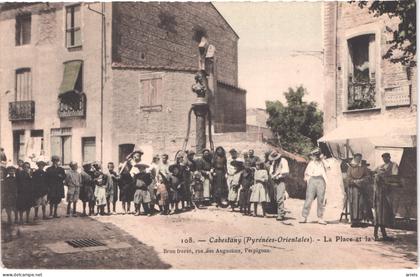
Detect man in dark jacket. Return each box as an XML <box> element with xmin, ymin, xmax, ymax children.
<box><xmin>46</xmin><ymin>156</ymin><xmax>66</xmax><ymax>218</ymax></box>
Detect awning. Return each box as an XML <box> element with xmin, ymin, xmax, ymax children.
<box><xmin>319</xmin><ymin>119</ymin><xmax>416</xmax><ymax>168</ymax></box>
<box><xmin>59</xmin><ymin>60</ymin><xmax>82</xmax><ymax>97</ymax></box>
<box><xmin>319</xmin><ymin>119</ymin><xmax>416</xmax><ymax>147</ymax></box>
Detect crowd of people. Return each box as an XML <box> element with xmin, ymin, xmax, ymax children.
<box><xmin>0</xmin><ymin>145</ymin><xmax>400</xmax><ymax>241</ymax></box>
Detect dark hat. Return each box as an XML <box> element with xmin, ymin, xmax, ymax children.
<box><xmin>36</xmin><ymin>160</ymin><xmax>47</xmax><ymax>166</ymax></box>
<box><xmin>187</xmin><ymin>149</ymin><xmax>195</xmax><ymax>156</ymax></box>
<box><xmin>6</xmin><ymin>165</ymin><xmax>16</xmax><ymax>171</ymax></box>
<box><xmin>168</xmin><ymin>164</ymin><xmax>180</xmax><ymax>173</ymax></box>
<box><xmin>353</xmin><ymin>153</ymin><xmax>363</xmax><ymax>158</ymax></box>
<box><xmin>229</xmin><ymin>148</ymin><xmax>238</xmax><ymax>154</ymax></box>
<box><xmin>381</xmin><ymin>152</ymin><xmax>391</xmax><ymax>158</ymax></box>
<box><xmin>51</xmin><ymin>155</ymin><xmax>60</xmax><ymax>162</ymax></box>
<box><xmin>269</xmin><ymin>151</ymin><xmax>282</xmax><ymax>161</ymax></box>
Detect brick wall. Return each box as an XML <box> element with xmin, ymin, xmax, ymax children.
<box><xmin>112</xmin><ymin>2</ymin><xmax>239</xmax><ymax>86</ymax></box>
<box><xmin>323</xmin><ymin>2</ymin><xmax>417</xmax><ymax>129</ymax></box>
<box><xmin>214</xmin><ymin>81</ymin><xmax>246</xmax><ymax>133</ymax></box>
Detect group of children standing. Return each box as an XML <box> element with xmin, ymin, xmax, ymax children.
<box><xmin>1</xmin><ymin>147</ymin><xmax>291</xmax><ymax>224</ymax></box>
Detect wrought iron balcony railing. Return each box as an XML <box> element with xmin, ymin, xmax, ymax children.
<box><xmin>9</xmin><ymin>100</ymin><xmax>35</xmax><ymax>121</ymax></box>
<box><xmin>348</xmin><ymin>80</ymin><xmax>376</xmax><ymax>110</ymax></box>
<box><xmin>58</xmin><ymin>93</ymin><xmax>86</xmax><ymax>118</ymax></box>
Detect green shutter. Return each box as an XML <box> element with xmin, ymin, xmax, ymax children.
<box><xmin>59</xmin><ymin>60</ymin><xmax>82</xmax><ymax>96</ymax></box>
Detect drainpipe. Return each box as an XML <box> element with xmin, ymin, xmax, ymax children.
<box><xmin>87</xmin><ymin>3</ymin><xmax>105</xmax><ymax>165</ymax></box>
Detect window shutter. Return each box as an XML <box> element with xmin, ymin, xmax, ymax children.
<box><xmin>50</xmin><ymin>136</ymin><xmax>61</xmax><ymax>159</ymax></box>
<box><xmin>368</xmin><ymin>35</ymin><xmax>376</xmax><ymax>80</ymax></box>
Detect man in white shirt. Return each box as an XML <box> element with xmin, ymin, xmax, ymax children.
<box><xmin>269</xmin><ymin>151</ymin><xmax>290</xmax><ymax>221</ymax></box>
<box><xmin>300</xmin><ymin>148</ymin><xmax>328</xmax><ymax>225</ymax></box>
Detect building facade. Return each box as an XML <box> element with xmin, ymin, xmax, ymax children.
<box><xmin>0</xmin><ymin>2</ymin><xmax>246</xmax><ymax>167</ymax></box>
<box><xmin>321</xmin><ymin>2</ymin><xmax>417</xmax><ymax>219</ymax></box>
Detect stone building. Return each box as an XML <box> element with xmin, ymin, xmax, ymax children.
<box><xmin>0</xmin><ymin>2</ymin><xmax>246</xmax><ymax>166</ymax></box>
<box><xmin>320</xmin><ymin>2</ymin><xmax>417</xmax><ymax>219</ymax></box>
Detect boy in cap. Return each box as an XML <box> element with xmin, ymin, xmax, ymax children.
<box><xmin>133</xmin><ymin>163</ymin><xmax>153</xmax><ymax>216</ymax></box>
<box><xmin>46</xmin><ymin>155</ymin><xmax>66</xmax><ymax>218</ymax></box>
<box><xmin>32</xmin><ymin>161</ymin><xmax>48</xmax><ymax>220</ymax></box>
<box><xmin>16</xmin><ymin>162</ymin><xmax>33</xmax><ymax>224</ymax></box>
<box><xmin>65</xmin><ymin>162</ymin><xmax>82</xmax><ymax>216</ymax></box>
<box><xmin>1</xmin><ymin>166</ymin><xmax>18</xmax><ymax>224</ymax></box>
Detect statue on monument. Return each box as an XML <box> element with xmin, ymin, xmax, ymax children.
<box><xmin>191</xmin><ymin>72</ymin><xmax>207</xmax><ymax>101</ymax></box>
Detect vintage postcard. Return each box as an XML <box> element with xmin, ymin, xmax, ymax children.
<box><xmin>0</xmin><ymin>1</ymin><xmax>417</xmax><ymax>271</ymax></box>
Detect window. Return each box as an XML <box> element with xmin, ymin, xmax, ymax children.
<box><xmin>140</xmin><ymin>74</ymin><xmax>163</xmax><ymax>110</ymax></box>
<box><xmin>66</xmin><ymin>5</ymin><xmax>81</xmax><ymax>47</ymax></box>
<box><xmin>58</xmin><ymin>61</ymin><xmax>85</xmax><ymax>118</ymax></box>
<box><xmin>119</xmin><ymin>143</ymin><xmax>134</xmax><ymax>163</ymax></box>
<box><xmin>82</xmin><ymin>137</ymin><xmax>96</xmax><ymax>163</ymax></box>
<box><xmin>51</xmin><ymin>128</ymin><xmax>72</xmax><ymax>165</ymax></box>
<box><xmin>15</xmin><ymin>68</ymin><xmax>31</xmax><ymax>101</ymax></box>
<box><xmin>13</xmin><ymin>130</ymin><xmax>25</xmax><ymax>163</ymax></box>
<box><xmin>27</xmin><ymin>130</ymin><xmax>44</xmax><ymax>159</ymax></box>
<box><xmin>15</xmin><ymin>14</ymin><xmax>31</xmax><ymax>46</ymax></box>
<box><xmin>347</xmin><ymin>34</ymin><xmax>377</xmax><ymax>110</ymax></box>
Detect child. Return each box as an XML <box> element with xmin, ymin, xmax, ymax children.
<box><xmin>190</xmin><ymin>171</ymin><xmax>204</xmax><ymax>209</ymax></box>
<box><xmin>250</xmin><ymin>161</ymin><xmax>269</xmax><ymax>217</ymax></box>
<box><xmin>46</xmin><ymin>155</ymin><xmax>66</xmax><ymax>218</ymax></box>
<box><xmin>80</xmin><ymin>163</ymin><xmax>95</xmax><ymax>216</ymax></box>
<box><xmin>156</xmin><ymin>172</ymin><xmax>170</xmax><ymax>215</ymax></box>
<box><xmin>65</xmin><ymin>162</ymin><xmax>82</xmax><ymax>217</ymax></box>
<box><xmin>32</xmin><ymin>161</ymin><xmax>48</xmax><ymax>220</ymax></box>
<box><xmin>168</xmin><ymin>164</ymin><xmax>183</xmax><ymax>213</ymax></box>
<box><xmin>93</xmin><ymin>169</ymin><xmax>107</xmax><ymax>216</ymax></box>
<box><xmin>106</xmin><ymin>162</ymin><xmax>119</xmax><ymax>214</ymax></box>
<box><xmin>239</xmin><ymin>167</ymin><xmax>253</xmax><ymax>215</ymax></box>
<box><xmin>16</xmin><ymin>162</ymin><xmax>33</xmax><ymax>224</ymax></box>
<box><xmin>119</xmin><ymin>164</ymin><xmax>134</xmax><ymax>214</ymax></box>
<box><xmin>133</xmin><ymin>164</ymin><xmax>152</xmax><ymax>216</ymax></box>
<box><xmin>227</xmin><ymin>159</ymin><xmax>244</xmax><ymax>211</ymax></box>
<box><xmin>1</xmin><ymin>166</ymin><xmax>18</xmax><ymax>224</ymax></box>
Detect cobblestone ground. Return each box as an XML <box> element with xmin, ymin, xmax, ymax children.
<box><xmin>1</xmin><ymin>198</ymin><xmax>417</xmax><ymax>269</ymax></box>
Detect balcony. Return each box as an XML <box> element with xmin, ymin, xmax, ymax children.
<box><xmin>348</xmin><ymin>80</ymin><xmax>376</xmax><ymax>110</ymax></box>
<box><xmin>9</xmin><ymin>101</ymin><xmax>35</xmax><ymax>122</ymax></box>
<box><xmin>58</xmin><ymin>93</ymin><xmax>86</xmax><ymax>118</ymax></box>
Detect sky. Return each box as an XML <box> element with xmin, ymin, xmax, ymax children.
<box><xmin>213</xmin><ymin>2</ymin><xmax>324</xmax><ymax>109</ymax></box>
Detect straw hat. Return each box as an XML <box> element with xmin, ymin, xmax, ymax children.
<box><xmin>269</xmin><ymin>151</ymin><xmax>282</xmax><ymax>161</ymax></box>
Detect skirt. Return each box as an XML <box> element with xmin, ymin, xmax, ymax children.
<box><xmin>80</xmin><ymin>185</ymin><xmax>95</xmax><ymax>203</ymax></box>
<box><xmin>134</xmin><ymin>189</ymin><xmax>151</xmax><ymax>204</ymax></box>
<box><xmin>239</xmin><ymin>188</ymin><xmax>251</xmax><ymax>206</ymax></box>
<box><xmin>157</xmin><ymin>183</ymin><xmax>169</xmax><ymax>205</ymax></box>
<box><xmin>120</xmin><ymin>184</ymin><xmax>134</xmax><ymax>202</ymax></box>
<box><xmin>16</xmin><ymin>193</ymin><xmax>33</xmax><ymax>211</ymax></box>
<box><xmin>192</xmin><ymin>190</ymin><xmax>204</xmax><ymax>201</ymax></box>
<box><xmin>227</xmin><ymin>186</ymin><xmax>239</xmax><ymax>202</ymax></box>
<box><xmin>250</xmin><ymin>182</ymin><xmax>269</xmax><ymax>203</ymax></box>
<box><xmin>95</xmin><ymin>186</ymin><xmax>107</xmax><ymax>206</ymax></box>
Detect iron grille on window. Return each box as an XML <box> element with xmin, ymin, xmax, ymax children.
<box><xmin>9</xmin><ymin>100</ymin><xmax>35</xmax><ymax>121</ymax></box>
<box><xmin>348</xmin><ymin>77</ymin><xmax>376</xmax><ymax>110</ymax></box>
<box><xmin>58</xmin><ymin>93</ymin><xmax>86</xmax><ymax>118</ymax></box>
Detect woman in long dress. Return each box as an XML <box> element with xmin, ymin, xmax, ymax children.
<box><xmin>212</xmin><ymin>147</ymin><xmax>228</xmax><ymax>207</ymax></box>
